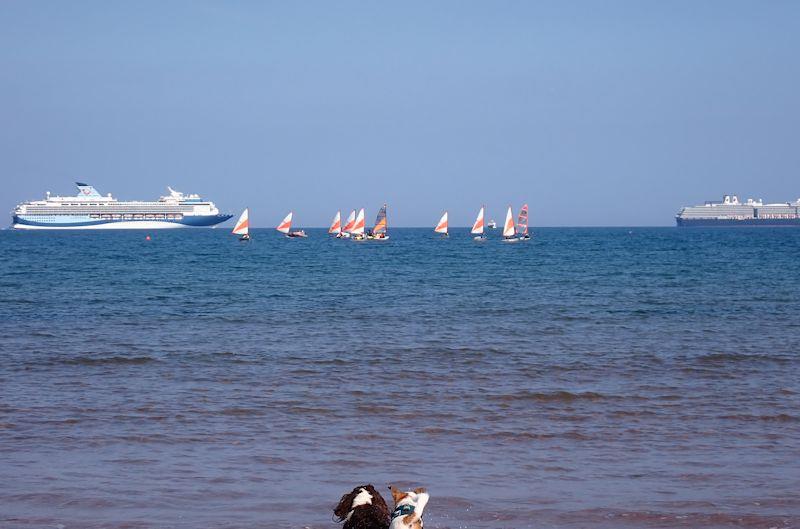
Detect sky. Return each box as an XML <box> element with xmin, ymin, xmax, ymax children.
<box><xmin>1</xmin><ymin>0</ymin><xmax>798</xmax><ymax>227</ymax></box>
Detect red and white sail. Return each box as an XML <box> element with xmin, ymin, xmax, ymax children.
<box><xmin>342</xmin><ymin>210</ymin><xmax>356</xmax><ymax>233</ymax></box>
<box><xmin>329</xmin><ymin>211</ymin><xmax>341</xmax><ymax>234</ymax></box>
<box><xmin>351</xmin><ymin>208</ymin><xmax>366</xmax><ymax>235</ymax></box>
<box><xmin>232</xmin><ymin>208</ymin><xmax>249</xmax><ymax>236</ymax></box>
<box><xmin>517</xmin><ymin>204</ymin><xmax>529</xmax><ymax>236</ymax></box>
<box><xmin>471</xmin><ymin>206</ymin><xmax>485</xmax><ymax>235</ymax></box>
<box><xmin>276</xmin><ymin>211</ymin><xmax>293</xmax><ymax>234</ymax></box>
<box><xmin>434</xmin><ymin>211</ymin><xmax>448</xmax><ymax>234</ymax></box>
<box><xmin>503</xmin><ymin>206</ymin><xmax>515</xmax><ymax>238</ymax></box>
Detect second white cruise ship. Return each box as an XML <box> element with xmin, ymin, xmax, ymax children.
<box><xmin>12</xmin><ymin>183</ymin><xmax>232</xmax><ymax>230</ymax></box>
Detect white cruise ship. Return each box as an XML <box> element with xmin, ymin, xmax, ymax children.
<box><xmin>676</xmin><ymin>194</ymin><xmax>800</xmax><ymax>226</ymax></box>
<box><xmin>12</xmin><ymin>183</ymin><xmax>232</xmax><ymax>230</ymax></box>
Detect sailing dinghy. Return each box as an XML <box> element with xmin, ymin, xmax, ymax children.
<box><xmin>329</xmin><ymin>211</ymin><xmax>342</xmax><ymax>237</ymax></box>
<box><xmin>502</xmin><ymin>206</ymin><xmax>517</xmax><ymax>242</ymax></box>
<box><xmin>277</xmin><ymin>211</ymin><xmax>307</xmax><ymax>238</ymax></box>
<box><xmin>517</xmin><ymin>204</ymin><xmax>531</xmax><ymax>240</ymax></box>
<box><xmin>232</xmin><ymin>208</ymin><xmax>250</xmax><ymax>241</ymax></box>
<box><xmin>471</xmin><ymin>206</ymin><xmax>486</xmax><ymax>240</ymax></box>
<box><xmin>351</xmin><ymin>208</ymin><xmax>366</xmax><ymax>240</ymax></box>
<box><xmin>434</xmin><ymin>211</ymin><xmax>449</xmax><ymax>237</ymax></box>
<box><xmin>368</xmin><ymin>204</ymin><xmax>389</xmax><ymax>240</ymax></box>
<box><xmin>340</xmin><ymin>209</ymin><xmax>355</xmax><ymax>238</ymax></box>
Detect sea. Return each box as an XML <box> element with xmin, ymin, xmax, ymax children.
<box><xmin>1</xmin><ymin>227</ymin><xmax>798</xmax><ymax>529</ymax></box>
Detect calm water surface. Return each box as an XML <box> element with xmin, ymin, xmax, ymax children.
<box><xmin>1</xmin><ymin>228</ymin><xmax>798</xmax><ymax>529</ymax></box>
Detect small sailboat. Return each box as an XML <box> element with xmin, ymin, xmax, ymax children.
<box><xmin>517</xmin><ymin>204</ymin><xmax>531</xmax><ymax>241</ymax></box>
<box><xmin>232</xmin><ymin>208</ymin><xmax>250</xmax><ymax>241</ymax></box>
<box><xmin>340</xmin><ymin>209</ymin><xmax>355</xmax><ymax>238</ymax></box>
<box><xmin>329</xmin><ymin>211</ymin><xmax>342</xmax><ymax>237</ymax></box>
<box><xmin>351</xmin><ymin>208</ymin><xmax>366</xmax><ymax>240</ymax></box>
<box><xmin>471</xmin><ymin>206</ymin><xmax>486</xmax><ymax>241</ymax></box>
<box><xmin>368</xmin><ymin>204</ymin><xmax>389</xmax><ymax>240</ymax></box>
<box><xmin>434</xmin><ymin>211</ymin><xmax>448</xmax><ymax>237</ymax></box>
<box><xmin>277</xmin><ymin>211</ymin><xmax>307</xmax><ymax>238</ymax></box>
<box><xmin>502</xmin><ymin>206</ymin><xmax>517</xmax><ymax>242</ymax></box>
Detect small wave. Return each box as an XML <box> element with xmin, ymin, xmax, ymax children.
<box><xmin>286</xmin><ymin>406</ymin><xmax>337</xmax><ymax>416</ymax></box>
<box><xmin>355</xmin><ymin>404</ymin><xmax>395</xmax><ymax>414</ymax></box>
<box><xmin>570</xmin><ymin>507</ymin><xmax>795</xmax><ymax>527</ymax></box>
<box><xmin>696</xmin><ymin>352</ymin><xmax>790</xmax><ymax>364</ymax></box>
<box><xmin>421</xmin><ymin>427</ymin><xmax>463</xmax><ymax>436</ymax></box>
<box><xmin>220</xmin><ymin>407</ymin><xmax>264</xmax><ymax>416</ymax></box>
<box><xmin>62</xmin><ymin>356</ymin><xmax>157</xmax><ymax>366</ymax></box>
<box><xmin>719</xmin><ymin>413</ymin><xmax>798</xmax><ymax>423</ymax></box>
<box><xmin>288</xmin><ymin>368</ymin><xmax>318</xmax><ymax>376</ymax></box>
<box><xmin>253</xmin><ymin>455</ymin><xmax>289</xmax><ymax>464</ymax></box>
<box><xmin>479</xmin><ymin>430</ymin><xmax>591</xmax><ymax>441</ymax></box>
<box><xmin>488</xmin><ymin>390</ymin><xmax>608</xmax><ymax>402</ymax></box>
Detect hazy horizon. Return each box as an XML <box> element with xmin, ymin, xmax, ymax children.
<box><xmin>2</xmin><ymin>1</ymin><xmax>798</xmax><ymax>228</ymax></box>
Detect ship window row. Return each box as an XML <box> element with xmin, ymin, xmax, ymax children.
<box><xmin>51</xmin><ymin>201</ymin><xmax>207</xmax><ymax>206</ymax></box>
<box><xmin>27</xmin><ymin>213</ymin><xmax>184</xmax><ymax>220</ymax></box>
<box><xmin>25</xmin><ymin>207</ymin><xmax>196</xmax><ymax>213</ymax></box>
<box><xmin>758</xmin><ymin>214</ymin><xmax>798</xmax><ymax>219</ymax></box>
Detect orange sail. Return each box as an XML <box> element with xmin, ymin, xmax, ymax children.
<box><xmin>503</xmin><ymin>206</ymin><xmax>515</xmax><ymax>238</ymax></box>
<box><xmin>434</xmin><ymin>211</ymin><xmax>448</xmax><ymax>234</ymax></box>
<box><xmin>232</xmin><ymin>208</ymin><xmax>249</xmax><ymax>236</ymax></box>
<box><xmin>342</xmin><ymin>210</ymin><xmax>356</xmax><ymax>233</ymax></box>
<box><xmin>373</xmin><ymin>204</ymin><xmax>387</xmax><ymax>234</ymax></box>
<box><xmin>351</xmin><ymin>208</ymin><xmax>366</xmax><ymax>235</ymax></box>
<box><xmin>329</xmin><ymin>211</ymin><xmax>341</xmax><ymax>234</ymax></box>
<box><xmin>471</xmin><ymin>206</ymin><xmax>485</xmax><ymax>235</ymax></box>
<box><xmin>276</xmin><ymin>211</ymin><xmax>293</xmax><ymax>234</ymax></box>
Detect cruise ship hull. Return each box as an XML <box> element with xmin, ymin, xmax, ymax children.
<box><xmin>677</xmin><ymin>218</ymin><xmax>800</xmax><ymax>227</ymax></box>
<box><xmin>12</xmin><ymin>214</ymin><xmax>232</xmax><ymax>230</ymax></box>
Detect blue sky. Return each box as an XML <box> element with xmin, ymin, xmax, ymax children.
<box><xmin>1</xmin><ymin>1</ymin><xmax>798</xmax><ymax>226</ymax></box>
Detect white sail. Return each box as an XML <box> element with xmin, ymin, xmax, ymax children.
<box><xmin>503</xmin><ymin>206</ymin><xmax>515</xmax><ymax>237</ymax></box>
<box><xmin>434</xmin><ymin>211</ymin><xmax>448</xmax><ymax>234</ymax></box>
<box><xmin>471</xmin><ymin>206</ymin><xmax>485</xmax><ymax>235</ymax></box>
<box><xmin>351</xmin><ymin>208</ymin><xmax>366</xmax><ymax>235</ymax></box>
<box><xmin>232</xmin><ymin>208</ymin><xmax>249</xmax><ymax>236</ymax></box>
<box><xmin>276</xmin><ymin>211</ymin><xmax>293</xmax><ymax>234</ymax></box>
<box><xmin>329</xmin><ymin>211</ymin><xmax>341</xmax><ymax>234</ymax></box>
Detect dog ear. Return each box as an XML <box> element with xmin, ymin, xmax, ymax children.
<box><xmin>413</xmin><ymin>487</ymin><xmax>427</xmax><ymax>494</ymax></box>
<box><xmin>388</xmin><ymin>485</ymin><xmax>406</xmax><ymax>505</ymax></box>
<box><xmin>333</xmin><ymin>488</ymin><xmax>358</xmax><ymax>521</ymax></box>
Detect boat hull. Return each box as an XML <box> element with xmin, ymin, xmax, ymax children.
<box><xmin>12</xmin><ymin>214</ymin><xmax>232</xmax><ymax>230</ymax></box>
<box><xmin>676</xmin><ymin>217</ymin><xmax>800</xmax><ymax>227</ymax></box>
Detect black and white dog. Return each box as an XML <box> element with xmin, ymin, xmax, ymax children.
<box><xmin>334</xmin><ymin>484</ymin><xmax>391</xmax><ymax>529</ymax></box>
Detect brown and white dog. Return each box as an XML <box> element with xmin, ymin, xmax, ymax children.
<box><xmin>388</xmin><ymin>486</ymin><xmax>429</xmax><ymax>529</ymax></box>
<box><xmin>333</xmin><ymin>484</ymin><xmax>391</xmax><ymax>529</ymax></box>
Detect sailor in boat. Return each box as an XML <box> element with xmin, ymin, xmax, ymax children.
<box><xmin>232</xmin><ymin>208</ymin><xmax>250</xmax><ymax>241</ymax></box>
<box><xmin>287</xmin><ymin>229</ymin><xmax>307</xmax><ymax>238</ymax></box>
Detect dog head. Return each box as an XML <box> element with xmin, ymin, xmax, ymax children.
<box><xmin>334</xmin><ymin>484</ymin><xmax>390</xmax><ymax>528</ymax></box>
<box><xmin>388</xmin><ymin>486</ymin><xmax>429</xmax><ymax>529</ymax></box>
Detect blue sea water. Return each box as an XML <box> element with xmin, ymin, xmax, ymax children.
<box><xmin>0</xmin><ymin>227</ymin><xmax>799</xmax><ymax>529</ymax></box>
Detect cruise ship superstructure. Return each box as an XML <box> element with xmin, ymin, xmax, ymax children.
<box><xmin>12</xmin><ymin>183</ymin><xmax>232</xmax><ymax>230</ymax></box>
<box><xmin>676</xmin><ymin>194</ymin><xmax>800</xmax><ymax>226</ymax></box>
